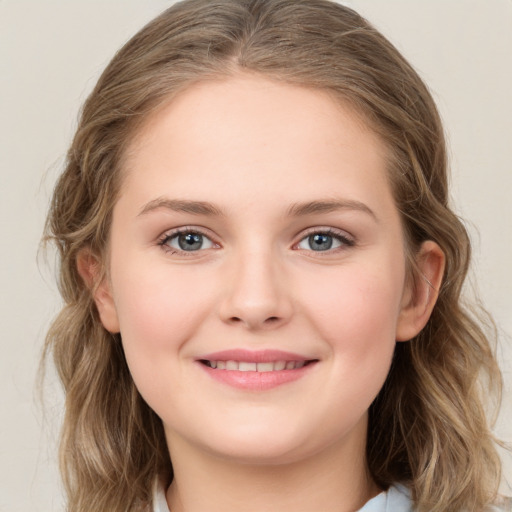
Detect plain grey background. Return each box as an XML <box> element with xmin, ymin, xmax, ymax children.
<box><xmin>1</xmin><ymin>1</ymin><xmax>511</xmax><ymax>510</ymax></box>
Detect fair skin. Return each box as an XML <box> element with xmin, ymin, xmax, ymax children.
<box><xmin>80</xmin><ymin>75</ymin><xmax>444</xmax><ymax>512</ymax></box>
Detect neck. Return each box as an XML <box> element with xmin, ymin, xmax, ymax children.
<box><xmin>165</xmin><ymin>419</ymin><xmax>380</xmax><ymax>512</ymax></box>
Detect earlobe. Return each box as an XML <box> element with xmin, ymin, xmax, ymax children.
<box><xmin>76</xmin><ymin>248</ymin><xmax>120</xmax><ymax>334</ymax></box>
<box><xmin>396</xmin><ymin>240</ymin><xmax>445</xmax><ymax>342</ymax></box>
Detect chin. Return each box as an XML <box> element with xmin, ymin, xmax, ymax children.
<box><xmin>197</xmin><ymin>424</ymin><xmax>325</xmax><ymax>466</ymax></box>
<box><xmin>209</xmin><ymin>442</ymin><xmax>309</xmax><ymax>466</ymax></box>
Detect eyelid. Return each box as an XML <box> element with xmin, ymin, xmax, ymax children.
<box><xmin>156</xmin><ymin>225</ymin><xmax>354</xmax><ymax>255</ymax></box>
<box><xmin>157</xmin><ymin>226</ymin><xmax>220</xmax><ymax>254</ymax></box>
<box><xmin>293</xmin><ymin>227</ymin><xmax>355</xmax><ymax>251</ymax></box>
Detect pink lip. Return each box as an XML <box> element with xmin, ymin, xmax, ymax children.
<box><xmin>196</xmin><ymin>349</ymin><xmax>318</xmax><ymax>391</ymax></box>
<box><xmin>198</xmin><ymin>349</ymin><xmax>311</xmax><ymax>363</ymax></box>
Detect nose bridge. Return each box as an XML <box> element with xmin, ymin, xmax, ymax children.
<box><xmin>219</xmin><ymin>242</ymin><xmax>292</xmax><ymax>330</ymax></box>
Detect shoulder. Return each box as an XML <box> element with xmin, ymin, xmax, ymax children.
<box><xmin>360</xmin><ymin>485</ymin><xmax>512</xmax><ymax>512</ymax></box>
<box><xmin>359</xmin><ymin>485</ymin><xmax>512</xmax><ymax>512</ymax></box>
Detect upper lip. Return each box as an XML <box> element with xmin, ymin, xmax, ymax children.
<box><xmin>197</xmin><ymin>349</ymin><xmax>316</xmax><ymax>363</ymax></box>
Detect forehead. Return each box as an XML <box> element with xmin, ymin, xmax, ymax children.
<box><xmin>120</xmin><ymin>74</ymin><xmax>395</xmax><ymax>217</ymax></box>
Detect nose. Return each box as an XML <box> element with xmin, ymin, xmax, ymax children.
<box><xmin>218</xmin><ymin>248</ymin><xmax>293</xmax><ymax>331</ymax></box>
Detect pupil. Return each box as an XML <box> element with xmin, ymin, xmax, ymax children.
<box><xmin>310</xmin><ymin>233</ymin><xmax>332</xmax><ymax>251</ymax></box>
<box><xmin>178</xmin><ymin>233</ymin><xmax>202</xmax><ymax>251</ymax></box>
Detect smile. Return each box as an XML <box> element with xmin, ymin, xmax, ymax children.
<box><xmin>200</xmin><ymin>360</ymin><xmax>314</xmax><ymax>371</ymax></box>
<box><xmin>197</xmin><ymin>350</ymin><xmax>319</xmax><ymax>390</ymax></box>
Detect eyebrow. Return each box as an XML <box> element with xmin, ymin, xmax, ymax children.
<box><xmin>138</xmin><ymin>197</ymin><xmax>225</xmax><ymax>217</ymax></box>
<box><xmin>138</xmin><ymin>197</ymin><xmax>377</xmax><ymax>221</ymax></box>
<box><xmin>286</xmin><ymin>199</ymin><xmax>377</xmax><ymax>221</ymax></box>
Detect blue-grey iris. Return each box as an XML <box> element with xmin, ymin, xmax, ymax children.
<box><xmin>309</xmin><ymin>233</ymin><xmax>333</xmax><ymax>251</ymax></box>
<box><xmin>178</xmin><ymin>233</ymin><xmax>203</xmax><ymax>251</ymax></box>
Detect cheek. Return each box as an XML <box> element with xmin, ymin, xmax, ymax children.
<box><xmin>297</xmin><ymin>264</ymin><xmax>404</xmax><ymax>427</ymax></box>
<box><xmin>110</xmin><ymin>262</ymin><xmax>215</xmax><ymax>378</ymax></box>
<box><xmin>114</xmin><ymin>259</ymin><xmax>205</xmax><ymax>331</ymax></box>
<box><xmin>110</xmin><ymin>265</ymin><xmax>214</xmax><ymax>411</ymax></box>
<box><xmin>298</xmin><ymin>258</ymin><xmax>405</xmax><ymax>403</ymax></box>
<box><xmin>303</xmin><ymin>264</ymin><xmax>404</xmax><ymax>344</ymax></box>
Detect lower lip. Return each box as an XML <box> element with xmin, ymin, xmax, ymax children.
<box><xmin>197</xmin><ymin>362</ymin><xmax>317</xmax><ymax>391</ymax></box>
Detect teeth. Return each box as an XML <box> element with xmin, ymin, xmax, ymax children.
<box><xmin>239</xmin><ymin>361</ymin><xmax>257</xmax><ymax>371</ymax></box>
<box><xmin>226</xmin><ymin>360</ymin><xmax>238</xmax><ymax>370</ymax></box>
<box><xmin>256</xmin><ymin>362</ymin><xmax>274</xmax><ymax>372</ymax></box>
<box><xmin>205</xmin><ymin>360</ymin><xmax>309</xmax><ymax>371</ymax></box>
<box><xmin>274</xmin><ymin>360</ymin><xmax>286</xmax><ymax>371</ymax></box>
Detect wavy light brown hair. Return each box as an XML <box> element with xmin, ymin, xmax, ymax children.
<box><xmin>43</xmin><ymin>1</ymin><xmax>505</xmax><ymax>511</ymax></box>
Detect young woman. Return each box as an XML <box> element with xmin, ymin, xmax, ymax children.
<box><xmin>43</xmin><ymin>1</ymin><xmax>510</xmax><ymax>510</ymax></box>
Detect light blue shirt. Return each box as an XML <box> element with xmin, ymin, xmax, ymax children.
<box><xmin>359</xmin><ymin>484</ymin><xmax>413</xmax><ymax>511</ymax></box>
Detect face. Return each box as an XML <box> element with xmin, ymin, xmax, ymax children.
<box><xmin>98</xmin><ymin>75</ymin><xmax>420</xmax><ymax>466</ymax></box>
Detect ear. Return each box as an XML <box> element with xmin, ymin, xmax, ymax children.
<box><xmin>76</xmin><ymin>247</ymin><xmax>120</xmax><ymax>334</ymax></box>
<box><xmin>396</xmin><ymin>240</ymin><xmax>445</xmax><ymax>342</ymax></box>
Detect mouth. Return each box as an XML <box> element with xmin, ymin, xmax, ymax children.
<box><xmin>199</xmin><ymin>359</ymin><xmax>317</xmax><ymax>371</ymax></box>
<box><xmin>196</xmin><ymin>350</ymin><xmax>319</xmax><ymax>390</ymax></box>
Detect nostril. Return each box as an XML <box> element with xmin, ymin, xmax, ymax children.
<box><xmin>224</xmin><ymin>315</ymin><xmax>286</xmax><ymax>329</ymax></box>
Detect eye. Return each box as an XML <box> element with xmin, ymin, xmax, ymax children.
<box><xmin>160</xmin><ymin>230</ymin><xmax>215</xmax><ymax>253</ymax></box>
<box><xmin>296</xmin><ymin>230</ymin><xmax>354</xmax><ymax>252</ymax></box>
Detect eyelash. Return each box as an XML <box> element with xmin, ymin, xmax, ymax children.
<box><xmin>157</xmin><ymin>227</ymin><xmax>215</xmax><ymax>256</ymax></box>
<box><xmin>295</xmin><ymin>227</ymin><xmax>355</xmax><ymax>254</ymax></box>
<box><xmin>157</xmin><ymin>227</ymin><xmax>355</xmax><ymax>256</ymax></box>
